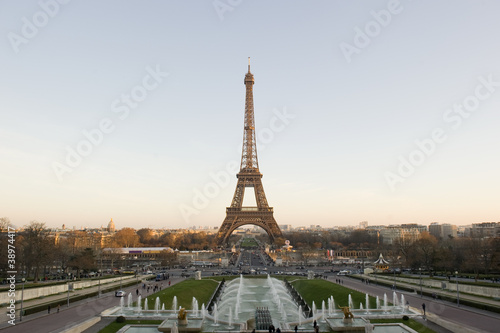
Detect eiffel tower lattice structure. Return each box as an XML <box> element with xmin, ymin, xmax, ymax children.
<box><xmin>216</xmin><ymin>59</ymin><xmax>283</xmax><ymax>245</ymax></box>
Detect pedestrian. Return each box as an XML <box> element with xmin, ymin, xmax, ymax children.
<box><xmin>422</xmin><ymin>303</ymin><xmax>426</xmax><ymax>316</ymax></box>
<box><xmin>48</xmin><ymin>305</ymin><xmax>51</xmax><ymax>314</ymax></box>
<box><xmin>276</xmin><ymin>328</ymin><xmax>281</xmax><ymax>333</ymax></box>
<box><xmin>57</xmin><ymin>304</ymin><xmax>60</xmax><ymax>313</ymax></box>
<box><xmin>136</xmin><ymin>289</ymin><xmax>139</xmax><ymax>296</ymax></box>
<box><xmin>294</xmin><ymin>325</ymin><xmax>298</xmax><ymax>333</ymax></box>
<box><xmin>313</xmin><ymin>319</ymin><xmax>317</xmax><ymax>328</ymax></box>
<box><xmin>169</xmin><ymin>281</ymin><xmax>171</xmax><ymax>286</ymax></box>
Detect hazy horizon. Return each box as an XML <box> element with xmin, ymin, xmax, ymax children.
<box><xmin>2</xmin><ymin>1</ymin><xmax>499</xmax><ymax>230</ymax></box>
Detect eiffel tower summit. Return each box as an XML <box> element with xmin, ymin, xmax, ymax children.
<box><xmin>215</xmin><ymin>59</ymin><xmax>283</xmax><ymax>245</ymax></box>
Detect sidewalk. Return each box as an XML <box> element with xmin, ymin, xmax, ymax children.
<box><xmin>361</xmin><ymin>274</ymin><xmax>500</xmax><ymax>312</ymax></box>
<box><xmin>0</xmin><ymin>275</ymin><xmax>144</xmax><ymax>329</ymax></box>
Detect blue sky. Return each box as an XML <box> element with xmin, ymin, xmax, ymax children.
<box><xmin>1</xmin><ymin>0</ymin><xmax>499</xmax><ymax>230</ymax></box>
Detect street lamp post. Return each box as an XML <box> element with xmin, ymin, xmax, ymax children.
<box><xmin>98</xmin><ymin>270</ymin><xmax>101</xmax><ymax>298</ymax></box>
<box><xmin>19</xmin><ymin>278</ymin><xmax>25</xmax><ymax>321</ymax></box>
<box><xmin>455</xmin><ymin>271</ymin><xmax>460</xmax><ymax>307</ymax></box>
<box><xmin>67</xmin><ymin>280</ymin><xmax>70</xmax><ymax>307</ymax></box>
<box><xmin>98</xmin><ymin>252</ymin><xmax>102</xmax><ymax>298</ymax></box>
<box><xmin>419</xmin><ymin>268</ymin><xmax>423</xmax><ymax>298</ymax></box>
<box><xmin>393</xmin><ymin>264</ymin><xmax>396</xmax><ymax>291</ymax></box>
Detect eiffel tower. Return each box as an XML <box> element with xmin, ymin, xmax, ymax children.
<box><xmin>216</xmin><ymin>59</ymin><xmax>283</xmax><ymax>245</ymax></box>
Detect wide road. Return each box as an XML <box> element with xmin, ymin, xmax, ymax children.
<box><xmin>340</xmin><ymin>275</ymin><xmax>500</xmax><ymax>333</ymax></box>
<box><xmin>0</xmin><ymin>277</ymin><xmax>183</xmax><ymax>333</ymax></box>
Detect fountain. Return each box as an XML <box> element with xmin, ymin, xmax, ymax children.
<box><xmin>172</xmin><ymin>296</ymin><xmax>178</xmax><ymax>314</ymax></box>
<box><xmin>234</xmin><ymin>301</ymin><xmax>240</xmax><ymax>320</ymax></box>
<box><xmin>137</xmin><ymin>295</ymin><xmax>142</xmax><ymax>314</ymax></box>
<box><xmin>103</xmin><ymin>274</ymin><xmax>419</xmax><ymax>333</ymax></box>
<box><xmin>212</xmin><ymin>303</ymin><xmax>219</xmax><ymax>326</ymax></box>
<box><xmin>127</xmin><ymin>293</ymin><xmax>133</xmax><ymax>309</ymax></box>
<box><xmin>119</xmin><ymin>296</ymin><xmax>125</xmax><ymax>314</ymax></box>
<box><xmin>298</xmin><ymin>305</ymin><xmax>303</xmax><ymax>328</ymax></box>
<box><xmin>191</xmin><ymin>297</ymin><xmax>198</xmax><ymax>317</ymax></box>
<box><xmin>155</xmin><ymin>297</ymin><xmax>161</xmax><ymax>315</ymax></box>
<box><xmin>227</xmin><ymin>308</ymin><xmax>233</xmax><ymax>329</ymax></box>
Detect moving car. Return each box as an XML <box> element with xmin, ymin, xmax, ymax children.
<box><xmin>115</xmin><ymin>290</ymin><xmax>126</xmax><ymax>297</ymax></box>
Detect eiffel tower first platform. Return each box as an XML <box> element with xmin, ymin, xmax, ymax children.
<box><xmin>215</xmin><ymin>59</ymin><xmax>283</xmax><ymax>245</ymax></box>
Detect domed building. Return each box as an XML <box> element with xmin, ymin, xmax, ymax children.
<box><xmin>107</xmin><ymin>218</ymin><xmax>116</xmax><ymax>233</ymax></box>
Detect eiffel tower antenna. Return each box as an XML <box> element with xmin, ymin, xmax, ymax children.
<box><xmin>216</xmin><ymin>60</ymin><xmax>283</xmax><ymax>245</ymax></box>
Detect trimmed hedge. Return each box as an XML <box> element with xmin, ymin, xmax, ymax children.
<box><xmin>350</xmin><ymin>274</ymin><xmax>415</xmax><ymax>293</ymax></box>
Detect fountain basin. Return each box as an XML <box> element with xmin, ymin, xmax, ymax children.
<box><xmin>327</xmin><ymin>318</ymin><xmax>369</xmax><ymax>332</ymax></box>
<box><xmin>157</xmin><ymin>318</ymin><xmax>204</xmax><ymax>333</ymax></box>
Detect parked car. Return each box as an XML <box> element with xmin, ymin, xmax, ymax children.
<box><xmin>115</xmin><ymin>290</ymin><xmax>126</xmax><ymax>297</ymax></box>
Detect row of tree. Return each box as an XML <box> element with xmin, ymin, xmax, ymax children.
<box><xmin>1</xmin><ymin>218</ymin><xmax>499</xmax><ymax>280</ymax></box>
<box><xmin>0</xmin><ymin>219</ymin><xmax>98</xmax><ymax>281</ymax></box>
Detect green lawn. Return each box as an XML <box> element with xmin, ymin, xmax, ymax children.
<box><xmin>370</xmin><ymin>318</ymin><xmax>437</xmax><ymax>333</ymax></box>
<box><xmin>98</xmin><ymin>320</ymin><xmax>162</xmax><ymax>333</ymax></box>
<box><xmin>240</xmin><ymin>237</ymin><xmax>259</xmax><ymax>248</ymax></box>
<box><xmin>141</xmin><ymin>279</ymin><xmax>218</xmax><ymax>310</ymax></box>
<box><xmin>291</xmin><ymin>279</ymin><xmax>377</xmax><ymax>310</ymax></box>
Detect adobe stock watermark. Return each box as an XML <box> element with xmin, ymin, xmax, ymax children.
<box><xmin>212</xmin><ymin>0</ymin><xmax>243</xmax><ymax>21</ymax></box>
<box><xmin>52</xmin><ymin>65</ymin><xmax>169</xmax><ymax>182</ymax></box>
<box><xmin>385</xmin><ymin>74</ymin><xmax>500</xmax><ymax>191</ymax></box>
<box><xmin>179</xmin><ymin>106</ymin><xmax>295</xmax><ymax>223</ymax></box>
<box><xmin>339</xmin><ymin>0</ymin><xmax>409</xmax><ymax>64</ymax></box>
<box><xmin>7</xmin><ymin>0</ymin><xmax>72</xmax><ymax>54</ymax></box>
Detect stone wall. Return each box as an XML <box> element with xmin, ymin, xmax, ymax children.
<box><xmin>373</xmin><ymin>275</ymin><xmax>500</xmax><ymax>298</ymax></box>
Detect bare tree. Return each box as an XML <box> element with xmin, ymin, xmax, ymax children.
<box><xmin>0</xmin><ymin>217</ymin><xmax>12</xmax><ymax>231</ymax></box>
<box><xmin>113</xmin><ymin>228</ymin><xmax>140</xmax><ymax>247</ymax></box>
<box><xmin>414</xmin><ymin>232</ymin><xmax>438</xmax><ymax>270</ymax></box>
<box><xmin>20</xmin><ymin>221</ymin><xmax>52</xmax><ymax>281</ymax></box>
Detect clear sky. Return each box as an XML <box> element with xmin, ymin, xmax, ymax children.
<box><xmin>1</xmin><ymin>0</ymin><xmax>499</xmax><ymax>230</ymax></box>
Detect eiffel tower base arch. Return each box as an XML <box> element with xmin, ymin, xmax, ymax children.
<box><xmin>216</xmin><ymin>209</ymin><xmax>283</xmax><ymax>245</ymax></box>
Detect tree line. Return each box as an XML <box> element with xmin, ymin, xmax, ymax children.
<box><xmin>1</xmin><ymin>218</ymin><xmax>499</xmax><ymax>281</ymax></box>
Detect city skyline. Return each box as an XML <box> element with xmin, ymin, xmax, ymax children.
<box><xmin>1</xmin><ymin>1</ymin><xmax>500</xmax><ymax>230</ymax></box>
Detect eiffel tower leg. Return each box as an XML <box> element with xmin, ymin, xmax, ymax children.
<box><xmin>216</xmin><ymin>215</ymin><xmax>238</xmax><ymax>245</ymax></box>
<box><xmin>263</xmin><ymin>216</ymin><xmax>283</xmax><ymax>242</ymax></box>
